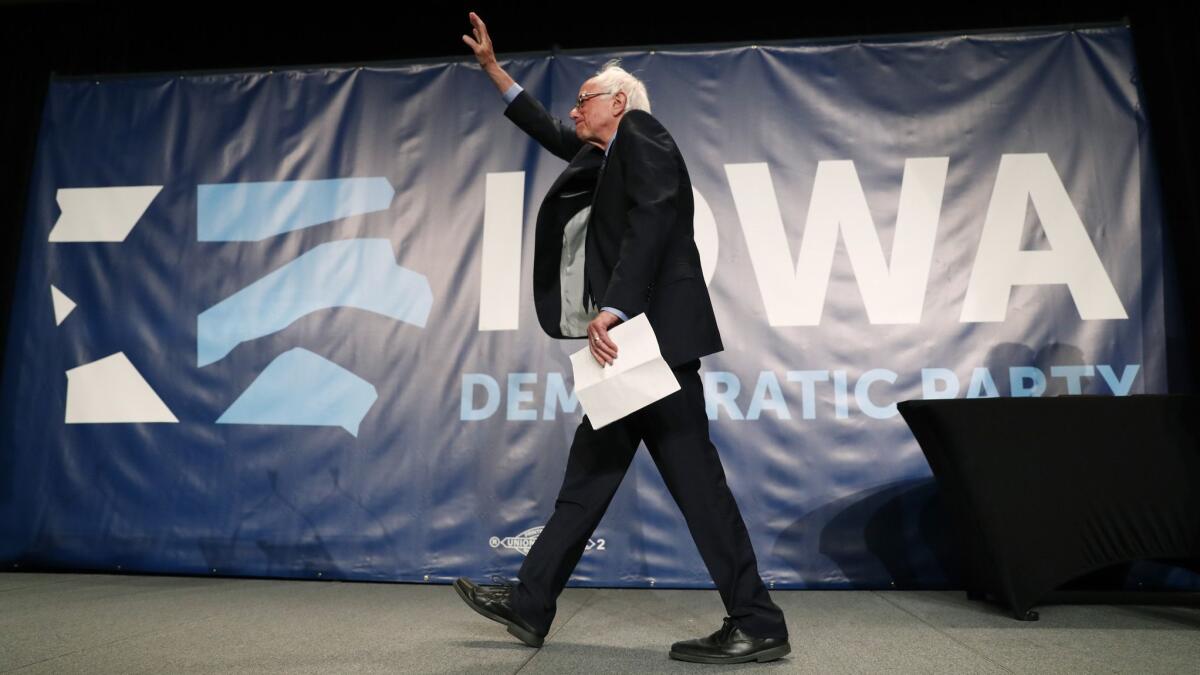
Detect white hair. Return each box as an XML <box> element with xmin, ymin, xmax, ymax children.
<box><xmin>590</xmin><ymin>59</ymin><xmax>651</xmax><ymax>113</ymax></box>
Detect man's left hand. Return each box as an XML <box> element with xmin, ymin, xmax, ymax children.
<box><xmin>588</xmin><ymin>311</ymin><xmax>623</xmax><ymax>366</ymax></box>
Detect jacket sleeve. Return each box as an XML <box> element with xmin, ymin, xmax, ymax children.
<box><xmin>503</xmin><ymin>90</ymin><xmax>585</xmax><ymax>162</ymax></box>
<box><xmin>599</xmin><ymin>111</ymin><xmax>679</xmax><ymax>318</ymax></box>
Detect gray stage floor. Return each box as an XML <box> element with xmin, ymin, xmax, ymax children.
<box><xmin>1</xmin><ymin>572</ymin><xmax>1197</xmax><ymax>674</ymax></box>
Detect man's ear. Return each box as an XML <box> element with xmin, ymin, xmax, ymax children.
<box><xmin>612</xmin><ymin>91</ymin><xmax>627</xmax><ymax>116</ymax></box>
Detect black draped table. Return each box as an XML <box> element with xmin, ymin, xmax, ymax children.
<box><xmin>898</xmin><ymin>395</ymin><xmax>1200</xmax><ymax>620</ymax></box>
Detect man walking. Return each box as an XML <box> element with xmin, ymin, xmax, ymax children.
<box><xmin>454</xmin><ymin>12</ymin><xmax>789</xmax><ymax>664</ymax></box>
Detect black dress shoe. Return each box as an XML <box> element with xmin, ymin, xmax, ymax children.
<box><xmin>453</xmin><ymin>577</ymin><xmax>545</xmax><ymax>648</ymax></box>
<box><xmin>669</xmin><ymin>617</ymin><xmax>791</xmax><ymax>664</ymax></box>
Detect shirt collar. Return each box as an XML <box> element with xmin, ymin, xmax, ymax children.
<box><xmin>605</xmin><ymin>126</ymin><xmax>619</xmax><ymax>156</ymax></box>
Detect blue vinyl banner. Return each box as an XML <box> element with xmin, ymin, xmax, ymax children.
<box><xmin>0</xmin><ymin>27</ymin><xmax>1171</xmax><ymax>589</ymax></box>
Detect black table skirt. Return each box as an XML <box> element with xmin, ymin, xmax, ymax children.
<box><xmin>898</xmin><ymin>396</ymin><xmax>1200</xmax><ymax>620</ymax></box>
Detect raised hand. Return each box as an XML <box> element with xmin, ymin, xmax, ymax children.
<box><xmin>462</xmin><ymin>12</ymin><xmax>496</xmax><ymax>68</ymax></box>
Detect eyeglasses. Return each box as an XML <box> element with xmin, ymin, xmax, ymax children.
<box><xmin>572</xmin><ymin>91</ymin><xmax>611</xmax><ymax>110</ymax></box>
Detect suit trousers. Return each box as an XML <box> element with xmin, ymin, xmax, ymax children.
<box><xmin>509</xmin><ymin>358</ymin><xmax>788</xmax><ymax>639</ymax></box>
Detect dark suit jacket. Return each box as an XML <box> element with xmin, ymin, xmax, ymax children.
<box><xmin>505</xmin><ymin>90</ymin><xmax>723</xmax><ymax>367</ymax></box>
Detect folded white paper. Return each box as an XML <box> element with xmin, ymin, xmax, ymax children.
<box><xmin>569</xmin><ymin>313</ymin><xmax>681</xmax><ymax>429</ymax></box>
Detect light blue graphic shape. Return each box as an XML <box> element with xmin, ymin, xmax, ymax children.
<box><xmin>198</xmin><ymin>178</ymin><xmax>395</xmax><ymax>241</ymax></box>
<box><xmin>197</xmin><ymin>238</ymin><xmax>431</xmax><ymax>367</ymax></box>
<box><xmin>217</xmin><ymin>348</ymin><xmax>377</xmax><ymax>437</ymax></box>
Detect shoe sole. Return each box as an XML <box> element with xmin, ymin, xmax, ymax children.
<box><xmin>669</xmin><ymin>643</ymin><xmax>791</xmax><ymax>664</ymax></box>
<box><xmin>453</xmin><ymin>579</ymin><xmax>544</xmax><ymax>648</ymax></box>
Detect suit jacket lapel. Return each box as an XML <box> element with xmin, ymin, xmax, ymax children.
<box><xmin>546</xmin><ymin>145</ymin><xmax>602</xmax><ymax>200</ymax></box>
